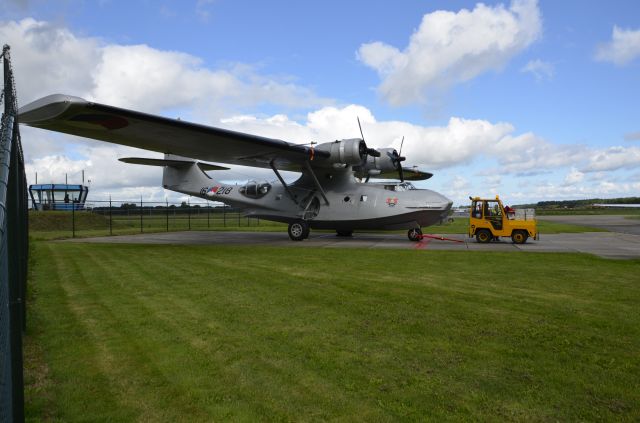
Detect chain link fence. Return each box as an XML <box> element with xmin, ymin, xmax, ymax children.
<box><xmin>1</xmin><ymin>45</ymin><xmax>28</xmax><ymax>423</ymax></box>
<box><xmin>28</xmin><ymin>198</ymin><xmax>285</xmax><ymax>239</ymax></box>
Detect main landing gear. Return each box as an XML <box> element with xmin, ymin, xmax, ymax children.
<box><xmin>408</xmin><ymin>227</ymin><xmax>422</xmax><ymax>242</ymax></box>
<box><xmin>288</xmin><ymin>221</ymin><xmax>310</xmax><ymax>241</ymax></box>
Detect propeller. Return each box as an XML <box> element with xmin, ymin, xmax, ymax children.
<box><xmin>357</xmin><ymin>117</ymin><xmax>381</xmax><ymax>158</ymax></box>
<box><xmin>387</xmin><ymin>136</ymin><xmax>406</xmax><ymax>182</ymax></box>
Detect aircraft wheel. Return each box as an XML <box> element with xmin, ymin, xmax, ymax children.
<box><xmin>408</xmin><ymin>227</ymin><xmax>422</xmax><ymax>242</ymax></box>
<box><xmin>336</xmin><ymin>230</ymin><xmax>353</xmax><ymax>237</ymax></box>
<box><xmin>511</xmin><ymin>230</ymin><xmax>528</xmax><ymax>244</ymax></box>
<box><xmin>476</xmin><ymin>229</ymin><xmax>492</xmax><ymax>244</ymax></box>
<box><xmin>288</xmin><ymin>221</ymin><xmax>309</xmax><ymax>241</ymax></box>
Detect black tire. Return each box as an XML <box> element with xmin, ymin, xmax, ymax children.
<box><xmin>476</xmin><ymin>229</ymin><xmax>492</xmax><ymax>243</ymax></box>
<box><xmin>408</xmin><ymin>227</ymin><xmax>422</xmax><ymax>242</ymax></box>
<box><xmin>288</xmin><ymin>221</ymin><xmax>309</xmax><ymax>241</ymax></box>
<box><xmin>336</xmin><ymin>230</ymin><xmax>353</xmax><ymax>237</ymax></box>
<box><xmin>511</xmin><ymin>230</ymin><xmax>528</xmax><ymax>244</ymax></box>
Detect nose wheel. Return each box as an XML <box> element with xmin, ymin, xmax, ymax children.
<box><xmin>408</xmin><ymin>227</ymin><xmax>422</xmax><ymax>242</ymax></box>
<box><xmin>288</xmin><ymin>221</ymin><xmax>310</xmax><ymax>241</ymax></box>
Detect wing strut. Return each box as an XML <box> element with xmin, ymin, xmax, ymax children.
<box><xmin>269</xmin><ymin>160</ymin><xmax>298</xmax><ymax>205</ymax></box>
<box><xmin>303</xmin><ymin>161</ymin><xmax>330</xmax><ymax>206</ymax></box>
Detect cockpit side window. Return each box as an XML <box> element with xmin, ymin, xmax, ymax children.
<box><xmin>239</xmin><ymin>181</ymin><xmax>272</xmax><ymax>199</ymax></box>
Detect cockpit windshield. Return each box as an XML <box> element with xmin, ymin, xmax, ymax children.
<box><xmin>383</xmin><ymin>182</ymin><xmax>417</xmax><ymax>191</ymax></box>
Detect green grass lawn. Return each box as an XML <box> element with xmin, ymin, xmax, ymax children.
<box><xmin>28</xmin><ymin>210</ymin><xmax>287</xmax><ymax>240</ymax></box>
<box><xmin>28</xmin><ymin>211</ymin><xmax>605</xmax><ymax>241</ymax></box>
<box><xmin>25</xmin><ymin>242</ymin><xmax>640</xmax><ymax>421</ymax></box>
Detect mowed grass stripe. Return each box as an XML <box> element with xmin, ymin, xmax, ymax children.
<box><xmin>26</xmin><ymin>243</ymin><xmax>640</xmax><ymax>421</ymax></box>
<box><xmin>85</xmin><ymin>246</ymin><xmax>351</xmax><ymax>419</ymax></box>
<box><xmin>45</xmin><ymin>244</ymin><xmax>211</xmax><ymax>421</ymax></box>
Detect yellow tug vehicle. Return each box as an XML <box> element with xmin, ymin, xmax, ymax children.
<box><xmin>468</xmin><ymin>196</ymin><xmax>538</xmax><ymax>244</ymax></box>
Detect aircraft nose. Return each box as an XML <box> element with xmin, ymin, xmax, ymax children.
<box><xmin>437</xmin><ymin>193</ymin><xmax>453</xmax><ymax>210</ymax></box>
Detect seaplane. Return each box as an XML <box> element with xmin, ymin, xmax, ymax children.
<box><xmin>19</xmin><ymin>94</ymin><xmax>452</xmax><ymax>241</ymax></box>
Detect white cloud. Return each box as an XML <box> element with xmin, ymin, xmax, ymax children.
<box><xmin>0</xmin><ymin>18</ymin><xmax>101</xmax><ymax>103</ymax></box>
<box><xmin>0</xmin><ymin>18</ymin><xmax>330</xmax><ymax>114</ymax></box>
<box><xmin>92</xmin><ymin>45</ymin><xmax>329</xmax><ymax>114</ymax></box>
<box><xmin>26</xmin><ymin>155</ymin><xmax>92</xmax><ymax>185</ymax></box>
<box><xmin>624</xmin><ymin>131</ymin><xmax>640</xmax><ymax>142</ymax></box>
<box><xmin>563</xmin><ymin>167</ymin><xmax>584</xmax><ymax>185</ymax></box>
<box><xmin>520</xmin><ymin>59</ymin><xmax>554</xmax><ymax>80</ymax></box>
<box><xmin>357</xmin><ymin>0</ymin><xmax>542</xmax><ymax>105</ymax></box>
<box><xmin>443</xmin><ymin>175</ymin><xmax>473</xmax><ymax>203</ymax></box>
<box><xmin>220</xmin><ymin>106</ymin><xmax>587</xmax><ymax>177</ymax></box>
<box><xmin>451</xmin><ymin>175</ymin><xmax>470</xmax><ymax>191</ymax></box>
<box><xmin>492</xmin><ymin>133</ymin><xmax>588</xmax><ymax>175</ymax></box>
<box><xmin>509</xmin><ymin>179</ymin><xmax>640</xmax><ymax>202</ymax></box>
<box><xmin>583</xmin><ymin>146</ymin><xmax>640</xmax><ymax>172</ymax></box>
<box><xmin>595</xmin><ymin>26</ymin><xmax>640</xmax><ymax>66</ymax></box>
<box><xmin>484</xmin><ymin>175</ymin><xmax>502</xmax><ymax>186</ymax></box>
<box><xmin>196</xmin><ymin>0</ymin><xmax>216</xmax><ymax>21</ymax></box>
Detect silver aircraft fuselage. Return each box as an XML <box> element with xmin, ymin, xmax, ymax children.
<box><xmin>174</xmin><ymin>168</ymin><xmax>452</xmax><ymax>231</ymax></box>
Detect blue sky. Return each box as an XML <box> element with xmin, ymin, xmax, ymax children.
<box><xmin>2</xmin><ymin>0</ymin><xmax>639</xmax><ymax>205</ymax></box>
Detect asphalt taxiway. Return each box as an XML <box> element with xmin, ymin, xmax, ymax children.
<box><xmin>538</xmin><ymin>214</ymin><xmax>640</xmax><ymax>235</ymax></box>
<box><xmin>65</xmin><ymin>216</ymin><xmax>640</xmax><ymax>260</ymax></box>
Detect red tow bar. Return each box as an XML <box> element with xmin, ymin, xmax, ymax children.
<box><xmin>414</xmin><ymin>234</ymin><xmax>466</xmax><ymax>250</ymax></box>
<box><xmin>418</xmin><ymin>234</ymin><xmax>465</xmax><ymax>243</ymax></box>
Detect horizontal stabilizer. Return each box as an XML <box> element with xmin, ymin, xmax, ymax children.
<box><xmin>119</xmin><ymin>157</ymin><xmax>229</xmax><ymax>171</ymax></box>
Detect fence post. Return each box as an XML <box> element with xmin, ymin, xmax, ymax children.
<box><xmin>207</xmin><ymin>200</ymin><xmax>210</xmax><ymax>228</ymax></box>
<box><xmin>72</xmin><ymin>199</ymin><xmax>75</xmax><ymax>238</ymax></box>
<box><xmin>140</xmin><ymin>196</ymin><xmax>143</xmax><ymax>233</ymax></box>
<box><xmin>18</xmin><ymin>141</ymin><xmax>27</xmax><ymax>332</ymax></box>
<box><xmin>109</xmin><ymin>195</ymin><xmax>112</xmax><ymax>235</ymax></box>
<box><xmin>238</xmin><ymin>210</ymin><xmax>241</xmax><ymax>227</ymax></box>
<box><xmin>166</xmin><ymin>199</ymin><xmax>169</xmax><ymax>232</ymax></box>
<box><xmin>223</xmin><ymin>204</ymin><xmax>226</xmax><ymax>227</ymax></box>
<box><xmin>188</xmin><ymin>197</ymin><xmax>191</xmax><ymax>230</ymax></box>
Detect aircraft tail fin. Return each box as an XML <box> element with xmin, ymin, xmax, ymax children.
<box><xmin>119</xmin><ymin>154</ymin><xmax>228</xmax><ymax>193</ymax></box>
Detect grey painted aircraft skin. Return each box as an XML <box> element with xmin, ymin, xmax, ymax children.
<box><xmin>165</xmin><ymin>155</ymin><xmax>451</xmax><ymax>230</ymax></box>
<box><xmin>19</xmin><ymin>94</ymin><xmax>452</xmax><ymax>240</ymax></box>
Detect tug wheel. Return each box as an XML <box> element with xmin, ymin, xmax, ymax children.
<box><xmin>408</xmin><ymin>227</ymin><xmax>423</xmax><ymax>242</ymax></box>
<box><xmin>288</xmin><ymin>221</ymin><xmax>309</xmax><ymax>241</ymax></box>
<box><xmin>511</xmin><ymin>230</ymin><xmax>528</xmax><ymax>244</ymax></box>
<box><xmin>476</xmin><ymin>229</ymin><xmax>492</xmax><ymax>244</ymax></box>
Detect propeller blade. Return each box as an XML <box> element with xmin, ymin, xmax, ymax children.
<box><xmin>367</xmin><ymin>148</ymin><xmax>381</xmax><ymax>157</ymax></box>
<box><xmin>397</xmin><ymin>136</ymin><xmax>405</xmax><ymax>181</ymax></box>
<box><xmin>357</xmin><ymin>116</ymin><xmax>365</xmax><ymax>141</ymax></box>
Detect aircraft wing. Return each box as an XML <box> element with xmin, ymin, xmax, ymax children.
<box><xmin>18</xmin><ymin>94</ymin><xmax>327</xmax><ymax>171</ymax></box>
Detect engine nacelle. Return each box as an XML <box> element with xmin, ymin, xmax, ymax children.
<box><xmin>314</xmin><ymin>138</ymin><xmax>367</xmax><ymax>166</ymax></box>
<box><xmin>352</xmin><ymin>147</ymin><xmax>401</xmax><ymax>179</ymax></box>
<box><xmin>366</xmin><ymin>148</ymin><xmax>398</xmax><ymax>172</ymax></box>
